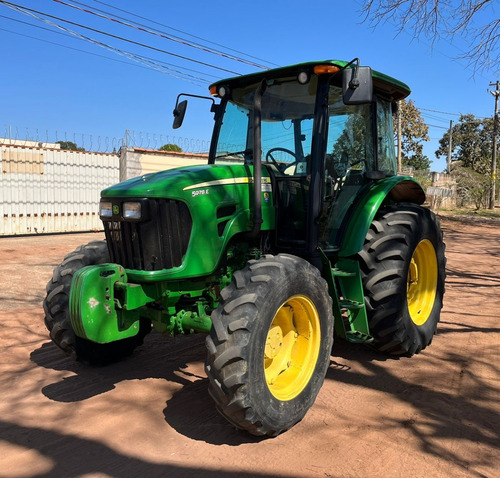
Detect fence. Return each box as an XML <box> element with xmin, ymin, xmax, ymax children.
<box><xmin>2</xmin><ymin>128</ymin><xmax>460</xmax><ymax>235</ymax></box>
<box><xmin>1</xmin><ymin>140</ymin><xmax>119</xmax><ymax>235</ymax></box>
<box><xmin>0</xmin><ymin>138</ymin><xmax>209</xmax><ymax>235</ymax></box>
<box><xmin>1</xmin><ymin>125</ymin><xmax>211</xmax><ymax>154</ymax></box>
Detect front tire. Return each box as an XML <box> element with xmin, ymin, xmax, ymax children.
<box><xmin>357</xmin><ymin>204</ymin><xmax>446</xmax><ymax>356</ymax></box>
<box><xmin>206</xmin><ymin>254</ymin><xmax>334</xmax><ymax>436</ymax></box>
<box><xmin>43</xmin><ymin>241</ymin><xmax>151</xmax><ymax>365</ymax></box>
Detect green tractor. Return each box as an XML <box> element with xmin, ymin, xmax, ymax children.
<box><xmin>44</xmin><ymin>59</ymin><xmax>445</xmax><ymax>436</ymax></box>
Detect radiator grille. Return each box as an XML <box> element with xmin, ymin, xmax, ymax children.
<box><xmin>103</xmin><ymin>199</ymin><xmax>192</xmax><ymax>271</ymax></box>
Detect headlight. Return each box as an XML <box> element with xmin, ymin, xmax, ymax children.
<box><xmin>123</xmin><ymin>201</ymin><xmax>142</xmax><ymax>220</ymax></box>
<box><xmin>99</xmin><ymin>200</ymin><xmax>113</xmax><ymax>218</ymax></box>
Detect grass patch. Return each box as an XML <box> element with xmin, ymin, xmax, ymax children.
<box><xmin>438</xmin><ymin>207</ymin><xmax>500</xmax><ymax>224</ymax></box>
<box><xmin>442</xmin><ymin>208</ymin><xmax>500</xmax><ymax>219</ymax></box>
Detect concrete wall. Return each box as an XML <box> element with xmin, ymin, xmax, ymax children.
<box><xmin>119</xmin><ymin>147</ymin><xmax>208</xmax><ymax>181</ymax></box>
<box><xmin>1</xmin><ymin>142</ymin><xmax>119</xmax><ymax>235</ymax></box>
<box><xmin>427</xmin><ymin>172</ymin><xmax>456</xmax><ymax>210</ymax></box>
<box><xmin>0</xmin><ymin>141</ymin><xmax>209</xmax><ymax>235</ymax></box>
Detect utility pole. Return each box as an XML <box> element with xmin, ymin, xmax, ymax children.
<box><xmin>397</xmin><ymin>101</ymin><xmax>402</xmax><ymax>173</ymax></box>
<box><xmin>489</xmin><ymin>81</ymin><xmax>499</xmax><ymax>209</ymax></box>
<box><xmin>447</xmin><ymin>120</ymin><xmax>453</xmax><ymax>174</ymax></box>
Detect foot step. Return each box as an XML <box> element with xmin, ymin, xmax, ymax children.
<box><xmin>345</xmin><ymin>331</ymin><xmax>374</xmax><ymax>343</ymax></box>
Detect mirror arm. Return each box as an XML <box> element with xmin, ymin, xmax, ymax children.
<box><xmin>172</xmin><ymin>93</ymin><xmax>219</xmax><ymax>129</ymax></box>
<box><xmin>174</xmin><ymin>93</ymin><xmax>215</xmax><ymax>110</ymax></box>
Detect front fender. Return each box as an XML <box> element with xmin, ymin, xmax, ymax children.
<box><xmin>339</xmin><ymin>176</ymin><xmax>425</xmax><ymax>257</ymax></box>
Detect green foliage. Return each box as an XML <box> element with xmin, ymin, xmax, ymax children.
<box><xmin>435</xmin><ymin>114</ymin><xmax>494</xmax><ymax>175</ymax></box>
<box><xmin>411</xmin><ymin>169</ymin><xmax>432</xmax><ymax>192</ymax></box>
<box><xmin>450</xmin><ymin>164</ymin><xmax>491</xmax><ymax>210</ymax></box>
<box><xmin>435</xmin><ymin>114</ymin><xmax>498</xmax><ymax>209</ymax></box>
<box><xmin>331</xmin><ymin>114</ymin><xmax>370</xmax><ymax>169</ymax></box>
<box><xmin>405</xmin><ymin>153</ymin><xmax>431</xmax><ymax>171</ymax></box>
<box><xmin>159</xmin><ymin>143</ymin><xmax>182</xmax><ymax>152</ymax></box>
<box><xmin>396</xmin><ymin>100</ymin><xmax>431</xmax><ymax>171</ymax></box>
<box><xmin>56</xmin><ymin>140</ymin><xmax>85</xmax><ymax>151</ymax></box>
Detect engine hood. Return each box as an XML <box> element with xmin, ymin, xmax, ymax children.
<box><xmin>101</xmin><ymin>163</ymin><xmax>265</xmax><ymax>200</ymax></box>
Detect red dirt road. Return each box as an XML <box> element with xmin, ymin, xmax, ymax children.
<box><xmin>0</xmin><ymin>217</ymin><xmax>499</xmax><ymax>478</ymax></box>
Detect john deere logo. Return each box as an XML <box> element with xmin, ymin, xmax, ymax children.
<box><xmin>112</xmin><ymin>205</ymin><xmax>120</xmax><ymax>215</ymax></box>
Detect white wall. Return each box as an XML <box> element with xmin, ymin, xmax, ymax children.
<box><xmin>0</xmin><ymin>142</ymin><xmax>209</xmax><ymax>235</ymax></box>
<box><xmin>1</xmin><ymin>143</ymin><xmax>119</xmax><ymax>235</ymax></box>
<box><xmin>119</xmin><ymin>147</ymin><xmax>208</xmax><ymax>181</ymax></box>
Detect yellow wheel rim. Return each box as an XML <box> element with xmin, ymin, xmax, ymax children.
<box><xmin>264</xmin><ymin>295</ymin><xmax>321</xmax><ymax>401</ymax></box>
<box><xmin>407</xmin><ymin>239</ymin><xmax>438</xmax><ymax>326</ymax></box>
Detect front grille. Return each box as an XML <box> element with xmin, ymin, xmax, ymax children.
<box><xmin>103</xmin><ymin>199</ymin><xmax>192</xmax><ymax>271</ymax></box>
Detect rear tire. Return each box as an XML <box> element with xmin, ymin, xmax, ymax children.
<box><xmin>206</xmin><ymin>254</ymin><xmax>334</xmax><ymax>436</ymax></box>
<box><xmin>43</xmin><ymin>241</ymin><xmax>151</xmax><ymax>365</ymax></box>
<box><xmin>357</xmin><ymin>204</ymin><xmax>445</xmax><ymax>356</ymax></box>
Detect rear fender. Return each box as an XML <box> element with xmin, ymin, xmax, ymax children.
<box><xmin>339</xmin><ymin>177</ymin><xmax>425</xmax><ymax>257</ymax></box>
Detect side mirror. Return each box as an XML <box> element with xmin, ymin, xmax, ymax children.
<box><xmin>342</xmin><ymin>66</ymin><xmax>373</xmax><ymax>105</ymax></box>
<box><xmin>172</xmin><ymin>99</ymin><xmax>188</xmax><ymax>129</ymax></box>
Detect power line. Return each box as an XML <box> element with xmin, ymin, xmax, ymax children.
<box><xmin>0</xmin><ymin>12</ymin><xmax>221</xmax><ymax>82</ymax></box>
<box><xmin>0</xmin><ymin>1</ymin><xmax>241</xmax><ymax>76</ymax></box>
<box><xmin>418</xmin><ymin>105</ymin><xmax>490</xmax><ymax>121</ymax></box>
<box><xmin>0</xmin><ymin>7</ymin><xmax>208</xmax><ymax>86</ymax></box>
<box><xmin>56</xmin><ymin>0</ymin><xmax>271</xmax><ymax>70</ymax></box>
<box><xmin>420</xmin><ymin>107</ymin><xmax>462</xmax><ymax>117</ymax></box>
<box><xmin>90</xmin><ymin>0</ymin><xmax>278</xmax><ymax>68</ymax></box>
<box><xmin>0</xmin><ymin>25</ymin><xmax>171</xmax><ymax>74</ymax></box>
<box><xmin>427</xmin><ymin>123</ymin><xmax>449</xmax><ymax>130</ymax></box>
<box><xmin>421</xmin><ymin>112</ymin><xmax>452</xmax><ymax>123</ymax></box>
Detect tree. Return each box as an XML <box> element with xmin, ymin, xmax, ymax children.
<box><xmin>435</xmin><ymin>114</ymin><xmax>494</xmax><ymax>174</ymax></box>
<box><xmin>158</xmin><ymin>143</ymin><xmax>182</xmax><ymax>152</ymax></box>
<box><xmin>332</xmin><ymin>114</ymin><xmax>369</xmax><ymax>166</ymax></box>
<box><xmin>397</xmin><ymin>99</ymin><xmax>431</xmax><ymax>170</ymax></box>
<box><xmin>451</xmin><ymin>165</ymin><xmax>490</xmax><ymax>209</ymax></box>
<box><xmin>435</xmin><ymin>113</ymin><xmax>497</xmax><ymax>208</ymax></box>
<box><xmin>56</xmin><ymin>140</ymin><xmax>85</xmax><ymax>151</ymax></box>
<box><xmin>361</xmin><ymin>0</ymin><xmax>499</xmax><ymax>74</ymax></box>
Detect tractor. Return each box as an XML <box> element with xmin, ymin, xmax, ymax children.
<box><xmin>44</xmin><ymin>59</ymin><xmax>445</xmax><ymax>436</ymax></box>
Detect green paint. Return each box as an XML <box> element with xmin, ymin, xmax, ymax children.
<box><xmin>210</xmin><ymin>59</ymin><xmax>411</xmax><ymax>101</ymax></box>
<box><xmin>68</xmin><ymin>60</ymin><xmax>424</xmax><ymax>346</ymax></box>
<box><xmin>70</xmin><ymin>264</ymin><xmax>141</xmax><ymax>343</ymax></box>
<box><xmin>102</xmin><ymin>164</ymin><xmax>274</xmax><ymax>282</ymax></box>
<box><xmin>339</xmin><ymin>176</ymin><xmax>423</xmax><ymax>257</ymax></box>
<box><xmin>319</xmin><ymin>250</ymin><xmax>373</xmax><ymax>343</ymax></box>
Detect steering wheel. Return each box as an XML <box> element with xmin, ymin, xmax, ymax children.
<box><xmin>265</xmin><ymin>147</ymin><xmax>298</xmax><ymax>174</ymax></box>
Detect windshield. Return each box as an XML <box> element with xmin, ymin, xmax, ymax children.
<box><xmin>213</xmin><ymin>75</ymin><xmax>378</xmax><ymax>180</ymax></box>
<box><xmin>214</xmin><ymin>76</ymin><xmax>318</xmax><ymax>175</ymax></box>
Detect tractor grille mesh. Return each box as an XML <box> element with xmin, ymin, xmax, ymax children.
<box><xmin>103</xmin><ymin>199</ymin><xmax>192</xmax><ymax>271</ymax></box>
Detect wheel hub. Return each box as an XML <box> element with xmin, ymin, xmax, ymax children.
<box><xmin>265</xmin><ymin>325</ymin><xmax>284</xmax><ymax>359</ymax></box>
<box><xmin>264</xmin><ymin>295</ymin><xmax>321</xmax><ymax>401</ymax></box>
<box><xmin>407</xmin><ymin>239</ymin><xmax>438</xmax><ymax>326</ymax></box>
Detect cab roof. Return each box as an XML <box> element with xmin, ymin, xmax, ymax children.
<box><xmin>210</xmin><ymin>59</ymin><xmax>411</xmax><ymax>101</ymax></box>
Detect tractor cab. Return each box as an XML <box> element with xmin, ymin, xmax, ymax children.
<box><xmin>203</xmin><ymin>60</ymin><xmax>410</xmax><ymax>262</ymax></box>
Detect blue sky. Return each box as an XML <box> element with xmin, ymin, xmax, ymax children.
<box><xmin>1</xmin><ymin>0</ymin><xmax>498</xmax><ymax>171</ymax></box>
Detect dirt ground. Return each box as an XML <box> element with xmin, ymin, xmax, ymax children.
<box><xmin>0</xmin><ymin>216</ymin><xmax>498</xmax><ymax>478</ymax></box>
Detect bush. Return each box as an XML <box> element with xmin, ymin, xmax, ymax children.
<box><xmin>451</xmin><ymin>165</ymin><xmax>490</xmax><ymax>209</ymax></box>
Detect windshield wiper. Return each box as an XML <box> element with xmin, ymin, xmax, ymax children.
<box><xmin>215</xmin><ymin>148</ymin><xmax>253</xmax><ymax>160</ymax></box>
